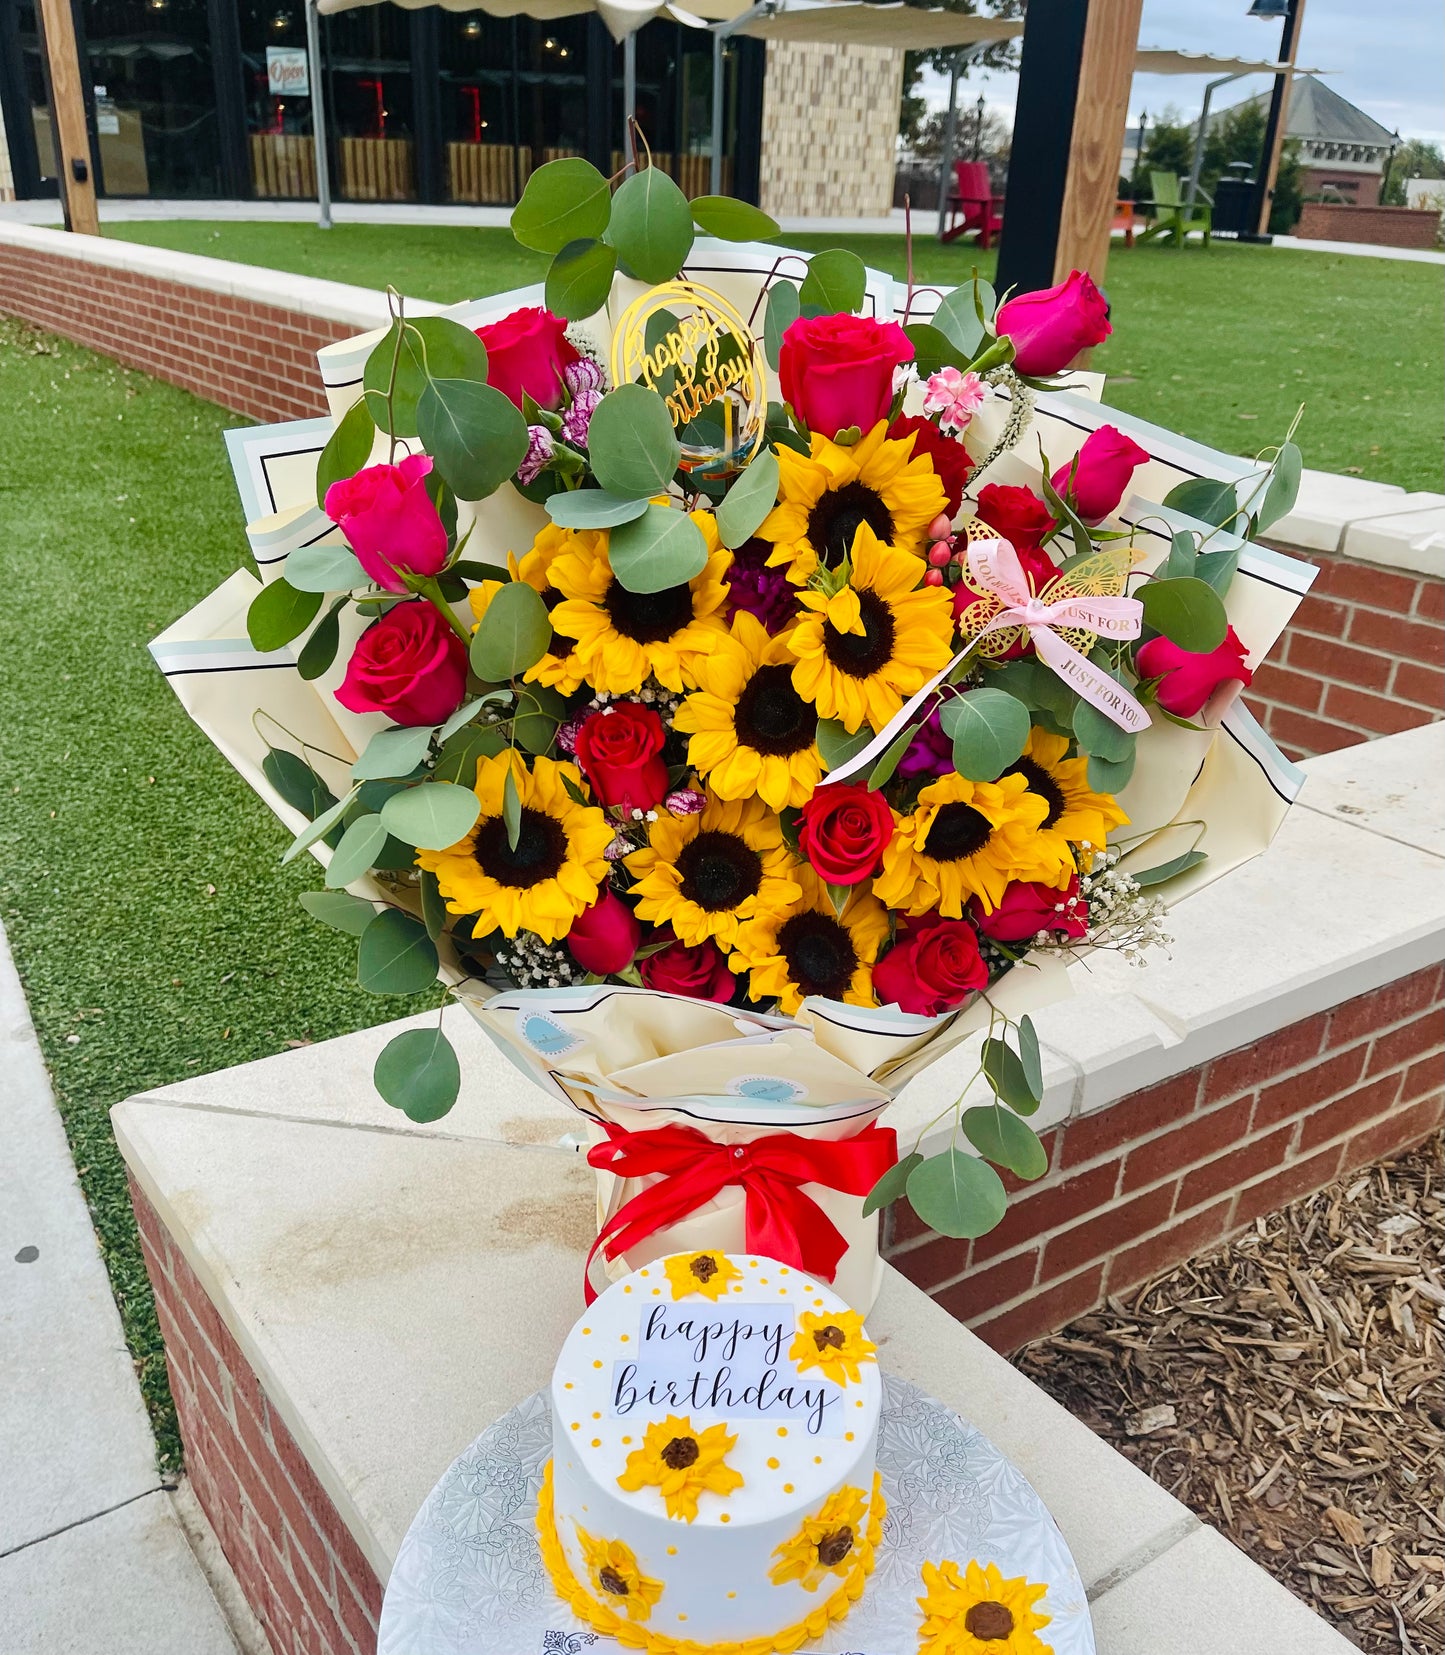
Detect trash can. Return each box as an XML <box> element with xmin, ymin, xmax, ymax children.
<box><xmin>1212</xmin><ymin>165</ymin><xmax>1256</xmax><ymax>238</ymax></box>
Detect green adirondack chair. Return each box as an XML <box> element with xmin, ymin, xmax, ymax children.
<box><xmin>1138</xmin><ymin>171</ymin><xmax>1213</xmax><ymax>247</ymax></box>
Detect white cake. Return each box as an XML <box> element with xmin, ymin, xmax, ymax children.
<box><xmin>538</xmin><ymin>1250</ymin><xmax>885</xmax><ymax>1653</ymax></box>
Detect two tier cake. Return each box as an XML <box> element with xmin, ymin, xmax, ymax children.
<box><xmin>538</xmin><ymin>1250</ymin><xmax>884</xmax><ymax>1653</ymax></box>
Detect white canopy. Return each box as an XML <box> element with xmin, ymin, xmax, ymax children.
<box><xmin>315</xmin><ymin>0</ymin><xmax>750</xmax><ymax>41</ymax></box>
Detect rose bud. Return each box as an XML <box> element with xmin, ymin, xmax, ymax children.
<box><xmin>995</xmin><ymin>269</ymin><xmax>1112</xmax><ymax>376</ymax></box>
<box><xmin>638</xmin><ymin>926</ymin><xmax>737</xmax><ymax>1002</ymax></box>
<box><xmin>566</xmin><ymin>889</ymin><xmax>641</xmax><ymax>976</ymax></box>
<box><xmin>574</xmin><ymin>702</ymin><xmax>669</xmax><ymax>815</ymax></box>
<box><xmin>971</xmin><ymin>875</ymin><xmax>1089</xmax><ymax>943</ymax></box>
<box><xmin>889</xmin><ymin>412</ymin><xmax>973</xmax><ymax>518</ymax></box>
<box><xmin>873</xmin><ymin>913</ymin><xmax>989</xmax><ymax>1017</ymax></box>
<box><xmin>1136</xmin><ymin>626</ymin><xmax>1254</xmax><ymax>719</ymax></box>
<box><xmin>324</xmin><ymin>454</ymin><xmax>449</xmax><ymax>594</ymax></box>
<box><xmin>474</xmin><ymin>305</ymin><xmax>580</xmax><ymax>412</ymax></box>
<box><xmin>1050</xmin><ymin>425</ymin><xmax>1150</xmax><ymax>524</ymax></box>
<box><xmin>333</xmin><ymin>600</ymin><xmax>468</xmax><ymax>727</ymax></box>
<box><xmin>797</xmin><ymin>782</ymin><xmax>896</xmax><ymax>886</ymax></box>
<box><xmin>974</xmin><ymin>483</ymin><xmax>1057</xmax><ymax>552</ymax></box>
<box><xmin>779</xmin><ymin>313</ymin><xmax>915</xmax><ymax>439</ymax></box>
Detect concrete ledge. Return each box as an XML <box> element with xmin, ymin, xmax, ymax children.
<box><xmin>1269</xmin><ymin>468</ymin><xmax>1445</xmax><ymax>576</ymax></box>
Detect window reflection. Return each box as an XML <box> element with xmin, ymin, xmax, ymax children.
<box><xmin>323</xmin><ymin>4</ymin><xmax>415</xmax><ymax>201</ymax></box>
<box><xmin>238</xmin><ymin>0</ymin><xmax>314</xmax><ymax>198</ymax></box>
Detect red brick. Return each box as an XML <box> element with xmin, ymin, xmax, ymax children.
<box><xmin>1400</xmin><ymin>1053</ymin><xmax>1445</xmax><ymax>1101</ymax></box>
<box><xmin>888</xmin><ymin>1230</ymin><xmax>969</xmax><ymax>1293</ymax></box>
<box><xmin>1297</xmin><ymin>1072</ymin><xmax>1405</xmax><ymax>1152</ymax></box>
<box><xmin>1367</xmin><ymin>1011</ymin><xmax>1445</xmax><ymax>1077</ymax></box>
<box><xmin>1291</xmin><ymin>595</ymin><xmax>1349</xmax><ymax>637</ymax></box>
<box><xmin>336</xmin><ymin>1567</ymin><xmax>381</xmax><ymax>1653</ymax></box>
<box><xmin>1348</xmin><ymin>607</ymin><xmax>1444</xmax><ymax>667</ymax></box>
<box><xmin>1415</xmin><ymin>581</ymin><xmax>1444</xmax><ymax>624</ymax></box>
<box><xmin>1391</xmin><ymin>660</ymin><xmax>1445</xmax><ymax>711</ymax></box>
<box><xmin>1105</xmin><ymin>1196</ymin><xmax>1234</xmax><ymax>1295</ymax></box>
<box><xmin>932</xmin><ymin>1248</ymin><xmax>1039</xmax><ymax>1323</ymax></box>
<box><xmin>1328</xmin><ymin>967</ymin><xmax>1443</xmax><ymax>1047</ymax></box>
<box><xmin>1121</xmin><ymin>1093</ymin><xmax>1253</xmax><ymax>1192</ymax></box>
<box><xmin>1232</xmin><ymin>1142</ymin><xmax>1347</xmax><ymax>1229</ymax></box>
<box><xmin>1309</xmin><ymin>558</ymin><xmax>1420</xmax><ymax>614</ymax></box>
<box><xmin>1322</xmin><ymin>683</ymin><xmax>1434</xmax><ymax>737</ymax></box>
<box><xmin>971</xmin><ymin>1160</ymin><xmax>1118</xmax><ymax>1264</ymax></box>
<box><xmin>1252</xmin><ymin>1044</ymin><xmax>1370</xmax><ymax>1130</ymax></box>
<box><xmin>1203</xmin><ymin>1012</ymin><xmax>1327</xmax><ymax>1105</ymax></box>
<box><xmin>1267</xmin><ymin>706</ymin><xmax>1366</xmax><ymax>760</ymax></box>
<box><xmin>971</xmin><ymin>1262</ymin><xmax>1107</xmax><ymax>1353</ymax></box>
<box><xmin>1340</xmin><ymin>1095</ymin><xmax>1445</xmax><ymax>1174</ymax></box>
<box><xmin>1178</xmin><ymin>1123</ymin><xmax>1295</xmax><ymax>1210</ymax></box>
<box><xmin>1250</xmin><ymin>661</ymin><xmax>1323</xmax><ymax>714</ymax></box>
<box><xmin>1041</xmin><ymin>1181</ymin><xmax>1176</xmax><ymax>1281</ymax></box>
<box><xmin>1057</xmin><ymin>1071</ymin><xmax>1202</xmax><ymax>1170</ymax></box>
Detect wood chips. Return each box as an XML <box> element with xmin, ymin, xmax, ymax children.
<box><xmin>1015</xmin><ymin>1135</ymin><xmax>1444</xmax><ymax>1653</ymax></box>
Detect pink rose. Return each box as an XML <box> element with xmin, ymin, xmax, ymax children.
<box><xmin>1136</xmin><ymin>626</ymin><xmax>1254</xmax><ymax>718</ymax></box>
<box><xmin>778</xmin><ymin>313</ymin><xmax>915</xmax><ymax>440</ymax></box>
<box><xmin>566</xmin><ymin>889</ymin><xmax>641</xmax><ymax>976</ymax></box>
<box><xmin>334</xmin><ymin>600</ymin><xmax>468</xmax><ymax>727</ymax></box>
<box><xmin>995</xmin><ymin>270</ymin><xmax>1112</xmax><ymax>376</ymax></box>
<box><xmin>475</xmin><ymin>306</ymin><xmax>580</xmax><ymax>412</ymax></box>
<box><xmin>1051</xmin><ymin>425</ymin><xmax>1150</xmax><ymax>524</ymax></box>
<box><xmin>324</xmin><ymin>454</ymin><xmax>448</xmax><ymax>594</ymax></box>
<box><xmin>971</xmin><ymin>875</ymin><xmax>1088</xmax><ymax>943</ymax></box>
<box><xmin>638</xmin><ymin>926</ymin><xmax>736</xmax><ymax>1002</ymax></box>
<box><xmin>873</xmin><ymin>913</ymin><xmax>988</xmax><ymax>1017</ymax></box>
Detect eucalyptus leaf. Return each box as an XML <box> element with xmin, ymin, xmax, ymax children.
<box><xmin>904</xmin><ymin>322</ymin><xmax>967</xmax><ymax>377</ymax></box>
<box><xmin>247</xmin><ymin>578</ymin><xmax>322</xmax><ymax>653</ymax></box>
<box><xmin>351</xmin><ymin>723</ymin><xmax>437</xmax><ymax>782</ymax></box>
<box><xmin>609</xmin><ymin>166</ymin><xmax>694</xmax><ymax>285</ymax></box>
<box><xmin>545</xmin><ymin>489</ymin><xmax>651</xmax><ymax>530</ymax></box>
<box><xmin>906</xmin><ymin>1149</ymin><xmax>1007</xmax><ymax>1240</ymax></box>
<box><xmin>379</xmin><ymin>781</ymin><xmax>482</xmax><ymax>850</ymax></box>
<box><xmin>981</xmin><ymin>1035</ymin><xmax>1040</xmax><ymax>1114</ymax></box>
<box><xmin>587</xmin><ymin>384</ymin><xmax>682</xmax><ymax>499</ymax></box>
<box><xmin>298</xmin><ymin>889</ymin><xmax>375</xmax><ymax>936</ymax></box>
<box><xmin>607</xmin><ymin>504</ymin><xmax>709</xmax><ymax>595</ymax></box>
<box><xmin>419</xmin><ymin>868</ymin><xmax>448</xmax><ymax>941</ymax></box>
<box><xmin>281</xmin><ymin>784</ymin><xmax>360</xmax><ymax>864</ymax></box>
<box><xmin>324</xmin><ymin>813</ymin><xmax>390</xmax><ymax>888</ymax></box>
<box><xmin>764</xmin><ymin>281</ymin><xmax>800</xmax><ymax>371</ymax></box>
<box><xmin>502</xmin><ymin>766</ymin><xmax>523</xmax><ymax>851</ymax></box>
<box><xmin>315</xmin><ymin>397</ymin><xmax>376</xmax><ymax>509</ymax></box>
<box><xmin>1162</xmin><ymin>476</ymin><xmax>1240</xmax><ymax>529</ymax></box>
<box><xmin>470</xmin><ymin>580</ymin><xmax>551</xmax><ymax>680</ymax></box>
<box><xmin>817</xmin><ymin>718</ymin><xmax>874</xmax><ymax>773</ymax></box>
<box><xmin>1018</xmin><ymin>1015</ymin><xmax>1043</xmax><ymax>1100</ymax></box>
<box><xmin>1195</xmin><ymin>544</ymin><xmax>1241</xmax><ymax>596</ymax></box>
<box><xmin>433</xmin><ymin>723</ymin><xmax>507</xmax><ymax>786</ymax></box>
<box><xmin>356</xmin><ymin>909</ymin><xmax>439</xmax><ymax>996</ymax></box>
<box><xmin>867</xmin><ymin>719</ymin><xmax>918</xmax><ymax>791</ymax></box>
<box><xmin>263</xmin><ymin>751</ymin><xmax>337</xmax><ymax>827</ymax></box>
<box><xmin>363</xmin><ymin>316</ymin><xmax>491</xmax><ymax>438</ymax></box>
<box><xmin>417</xmin><ymin>377</ymin><xmax>530</xmax><ymax>502</ymax></box>
<box><xmin>1257</xmin><ymin>440</ymin><xmax>1303</xmax><ymax>532</ymax></box>
<box><xmin>689</xmin><ymin>195</ymin><xmax>780</xmax><ymax>241</ymax></box>
<box><xmin>798</xmin><ymin>248</ymin><xmax>866</xmax><ymax>316</ymax></box>
<box><xmin>962</xmin><ymin>1106</ymin><xmax>1049</xmax><ymax>1180</ymax></box>
<box><xmin>1139</xmin><ymin>576</ymin><xmax>1228</xmax><ymax>654</ymax></box>
<box><xmin>1072</xmin><ymin>700</ymin><xmax>1135</xmax><ymax>763</ymax></box>
<box><xmin>861</xmin><ymin>1151</ymin><xmax>924</xmax><ymax>1218</ymax></box>
<box><xmin>940</xmin><ymin>688</ymin><xmax>1030</xmax><ymax>782</ymax></box>
<box><xmin>1129</xmin><ymin>848</ymin><xmax>1208</xmax><ymax>887</ymax></box>
<box><xmin>931</xmin><ymin>286</ymin><xmax>986</xmax><ymax>359</ymax></box>
<box><xmin>715</xmin><ymin>449</ymin><xmax>780</xmax><ymax>550</ymax></box>
<box><xmin>513</xmin><ymin>683</ymin><xmax>569</xmax><ymax>754</ymax></box>
<box><xmin>295</xmin><ymin>599</ymin><xmax>342</xmax><ymax>681</ymax></box>
<box><xmin>284</xmin><ymin>542</ymin><xmax>367</xmax><ymax>593</ymax></box>
<box><xmin>511</xmin><ymin>157</ymin><xmax>611</xmax><ymax>254</ymax></box>
<box><xmin>545</xmin><ymin>236</ymin><xmax>618</xmax><ymax>320</ymax></box>
<box><xmin>1087</xmin><ymin>748</ymin><xmax>1136</xmax><ymax>793</ymax></box>
<box><xmin>1164</xmin><ymin>530</ymin><xmax>1198</xmax><ymax>582</ymax></box>
<box><xmin>374</xmin><ymin>1026</ymin><xmax>461</xmax><ymax>1121</ymax></box>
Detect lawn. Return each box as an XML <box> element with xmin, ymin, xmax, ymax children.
<box><xmin>106</xmin><ymin>220</ymin><xmax>1444</xmax><ymax>492</ymax></box>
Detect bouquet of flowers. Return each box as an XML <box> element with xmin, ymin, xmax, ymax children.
<box><xmin>154</xmin><ymin>158</ymin><xmax>1314</xmax><ymax>1307</ymax></box>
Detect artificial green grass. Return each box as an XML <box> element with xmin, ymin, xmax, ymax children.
<box><xmin>104</xmin><ymin>220</ymin><xmax>1444</xmax><ymax>491</ymax></box>
<box><xmin>0</xmin><ymin>314</ymin><xmax>422</xmax><ymax>1470</ymax></box>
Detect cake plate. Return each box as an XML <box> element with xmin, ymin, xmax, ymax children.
<box><xmin>378</xmin><ymin>1374</ymin><xmax>1095</xmax><ymax>1655</ymax></box>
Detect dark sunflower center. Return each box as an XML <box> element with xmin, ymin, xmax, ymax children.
<box><xmin>777</xmin><ymin>911</ymin><xmax>858</xmax><ymax>1000</ymax></box>
<box><xmin>964</xmin><ymin>1601</ymin><xmax>1016</xmax><ymax>1641</ymax></box>
<box><xmin>816</xmin><ymin>1526</ymin><xmax>855</xmax><ymax>1567</ymax></box>
<box><xmin>473</xmin><ymin>808</ymin><xmax>567</xmax><ymax>887</ymax></box>
<box><xmin>661</xmin><ymin>1435</ymin><xmax>700</xmax><ymax>1470</ymax></box>
<box><xmin>807</xmin><ymin>481</ymin><xmax>895</xmax><ymax>568</ymax></box>
<box><xmin>689</xmin><ymin>1254</ymin><xmax>719</xmax><ymax>1282</ymax></box>
<box><xmin>1005</xmin><ymin>756</ymin><xmax>1066</xmax><ymax>828</ymax></box>
<box><xmin>598</xmin><ymin>1566</ymin><xmax>630</xmax><ymax>1597</ymax></box>
<box><xmin>734</xmin><ymin>664</ymin><xmax>818</xmax><ymax>756</ymax></box>
<box><xmin>604</xmin><ymin>578</ymin><xmax>695</xmax><ymax>645</ymax></box>
<box><xmin>821</xmin><ymin>588</ymin><xmax>896</xmax><ymax>681</ymax></box>
<box><xmin>922</xmin><ymin>802</ymin><xmax>994</xmax><ymax>863</ymax></box>
<box><xmin>675</xmin><ymin>830</ymin><xmax>764</xmax><ymax>913</ymax></box>
<box><xmin>812</xmin><ymin>1324</ymin><xmax>846</xmax><ymax>1351</ymax></box>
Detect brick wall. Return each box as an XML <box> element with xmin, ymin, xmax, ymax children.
<box><xmin>1293</xmin><ymin>202</ymin><xmax>1442</xmax><ymax>250</ymax></box>
<box><xmin>1246</xmin><ymin>546</ymin><xmax>1444</xmax><ymax>759</ymax></box>
<box><xmin>0</xmin><ymin>240</ymin><xmax>349</xmax><ymax>423</ymax></box>
<box><xmin>884</xmin><ymin>965</ymin><xmax>1444</xmax><ymax>1353</ymax></box>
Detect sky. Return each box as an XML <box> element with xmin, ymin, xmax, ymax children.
<box><xmin>919</xmin><ymin>0</ymin><xmax>1445</xmax><ymax>148</ymax></box>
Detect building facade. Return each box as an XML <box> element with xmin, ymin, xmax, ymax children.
<box><xmin>1214</xmin><ymin>76</ymin><xmax>1399</xmax><ymax>208</ymax></box>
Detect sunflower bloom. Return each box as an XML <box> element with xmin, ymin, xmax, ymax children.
<box><xmin>789</xmin><ymin>1309</ymin><xmax>877</xmax><ymax>1386</ymax></box>
<box><xmin>873</xmin><ymin>772</ymin><xmax>1061</xmax><ymax>918</ymax></box>
<box><xmin>574</xmin><ymin>1526</ymin><xmax>664</xmax><ymax>1623</ymax></box>
<box><xmin>789</xmin><ymin>523</ymin><xmax>955</xmax><ymax>735</ymax></box>
<box><xmin>626</xmin><ymin>791</ymin><xmax>801</xmax><ymax>951</ymax></box>
<box><xmin>769</xmin><ymin>1485</ymin><xmax>871</xmax><ymax>1591</ymax></box>
<box><xmin>468</xmin><ymin>522</ymin><xmax>590</xmax><ymax>695</ymax></box>
<box><xmin>674</xmin><ymin>611</ymin><xmax>823</xmax><ymax>811</ymax></box>
<box><xmin>758</xmin><ymin>421</ymin><xmax>948</xmax><ymax>584</ymax></box>
<box><xmin>616</xmin><ymin>1415</ymin><xmax>743</xmax><ymax>1522</ymax></box>
<box><xmin>916</xmin><ymin>1557</ymin><xmax>1053</xmax><ymax>1654</ymax></box>
<box><xmin>662</xmin><ymin>1250</ymin><xmax>743</xmax><ymax>1301</ymax></box>
<box><xmin>731</xmin><ymin>867</ymin><xmax>889</xmax><ymax>1014</ymax></box>
<box><xmin>416</xmin><ymin>750</ymin><xmax>614</xmax><ymax>942</ymax></box>
<box><xmin>1001</xmin><ymin>727</ymin><xmax>1129</xmax><ymax>873</ymax></box>
<box><xmin>546</xmin><ymin>509</ymin><xmax>732</xmax><ymax>695</ymax></box>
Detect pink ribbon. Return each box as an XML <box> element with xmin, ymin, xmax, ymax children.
<box><xmin>966</xmin><ymin>538</ymin><xmax>1152</xmax><ymax>733</ymax></box>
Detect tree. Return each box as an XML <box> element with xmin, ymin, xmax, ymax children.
<box><xmin>891</xmin><ymin>0</ymin><xmax>1023</xmax><ymax>149</ymax></box>
<box><xmin>1381</xmin><ymin>138</ymin><xmax>1445</xmax><ymax>205</ymax></box>
<box><xmin>1128</xmin><ymin>109</ymin><xmax>1194</xmax><ymax>198</ymax></box>
<box><xmin>1203</xmin><ymin>99</ymin><xmax>1303</xmax><ymax>233</ymax></box>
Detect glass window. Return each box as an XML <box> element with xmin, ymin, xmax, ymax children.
<box><xmin>440</xmin><ymin>10</ymin><xmax>517</xmax><ymax>204</ymax></box>
<box><xmin>323</xmin><ymin>4</ymin><xmax>415</xmax><ymax>201</ymax></box>
<box><xmin>237</xmin><ymin>0</ymin><xmax>316</xmax><ymax>199</ymax></box>
<box><xmin>515</xmin><ymin>13</ymin><xmax>588</xmax><ymax>185</ymax></box>
<box><xmin>7</xmin><ymin>0</ymin><xmax>57</xmax><ymax>189</ymax></box>
<box><xmin>612</xmin><ymin>22</ymin><xmax>737</xmax><ymax>198</ymax></box>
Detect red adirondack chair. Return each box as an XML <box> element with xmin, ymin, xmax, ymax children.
<box><xmin>942</xmin><ymin>159</ymin><xmax>1005</xmax><ymax>247</ymax></box>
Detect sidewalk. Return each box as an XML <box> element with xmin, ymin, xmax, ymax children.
<box><xmin>0</xmin><ymin>925</ymin><xmax>255</xmax><ymax>1655</ymax></box>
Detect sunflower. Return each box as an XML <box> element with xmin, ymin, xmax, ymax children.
<box><xmin>1001</xmin><ymin>727</ymin><xmax>1129</xmax><ymax>873</ymax></box>
<box><xmin>663</xmin><ymin>1250</ymin><xmax>742</xmax><ymax>1301</ymax></box>
<box><xmin>872</xmin><ymin>771</ymin><xmax>1067</xmax><ymax>919</ymax></box>
<box><xmin>789</xmin><ymin>524</ymin><xmax>955</xmax><ymax>736</ymax></box>
<box><xmin>416</xmin><ymin>750</ymin><xmax>615</xmax><ymax>942</ymax></box>
<box><xmin>758</xmin><ymin>421</ymin><xmax>948</xmax><ymax>584</ymax></box>
<box><xmin>546</xmin><ymin>509</ymin><xmax>732</xmax><ymax>695</ymax></box>
<box><xmin>616</xmin><ymin>1415</ymin><xmax>743</xmax><ymax>1522</ymax></box>
<box><xmin>626</xmin><ymin>791</ymin><xmax>801</xmax><ymax>951</ymax></box>
<box><xmin>916</xmin><ymin>1558</ymin><xmax>1052</xmax><ymax>1654</ymax></box>
<box><xmin>673</xmin><ymin>611</ymin><xmax>823</xmax><ymax>811</ymax></box>
<box><xmin>467</xmin><ymin>521</ymin><xmax>590</xmax><ymax>695</ymax></box>
<box><xmin>768</xmin><ymin>1485</ymin><xmax>871</xmax><ymax>1592</ymax></box>
<box><xmin>789</xmin><ymin>1309</ymin><xmax>877</xmax><ymax>1386</ymax></box>
<box><xmin>574</xmin><ymin>1525</ymin><xmax>664</xmax><ymax>1623</ymax></box>
<box><xmin>731</xmin><ymin>867</ymin><xmax>889</xmax><ymax>1015</ymax></box>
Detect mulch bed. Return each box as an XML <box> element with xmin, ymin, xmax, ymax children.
<box><xmin>1015</xmin><ymin>1134</ymin><xmax>1444</xmax><ymax>1654</ymax></box>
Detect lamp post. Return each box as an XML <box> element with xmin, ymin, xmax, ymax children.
<box><xmin>1243</xmin><ymin>0</ymin><xmax>1305</xmax><ymax>241</ymax></box>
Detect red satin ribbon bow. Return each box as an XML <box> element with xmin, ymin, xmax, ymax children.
<box><xmin>583</xmin><ymin>1118</ymin><xmax>898</xmax><ymax>1303</ymax></box>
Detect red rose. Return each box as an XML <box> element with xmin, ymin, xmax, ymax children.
<box><xmin>575</xmin><ymin>702</ymin><xmax>669</xmax><ymax>814</ymax></box>
<box><xmin>1051</xmin><ymin>425</ymin><xmax>1150</xmax><ymax>524</ymax></box>
<box><xmin>971</xmin><ymin>875</ymin><xmax>1088</xmax><ymax>944</ymax></box>
<box><xmin>333</xmin><ymin>600</ymin><xmax>468</xmax><ymax>727</ymax></box>
<box><xmin>778</xmin><ymin>313</ymin><xmax>914</xmax><ymax>440</ymax></box>
<box><xmin>873</xmin><ymin>913</ymin><xmax>988</xmax><ymax>1016</ymax></box>
<box><xmin>475</xmin><ymin>306</ymin><xmax>580</xmax><ymax>412</ymax></box>
<box><xmin>974</xmin><ymin>483</ymin><xmax>1057</xmax><ymax>553</ymax></box>
<box><xmin>890</xmin><ymin>413</ymin><xmax>973</xmax><ymax>518</ymax></box>
<box><xmin>1136</xmin><ymin>626</ymin><xmax>1254</xmax><ymax>719</ymax></box>
<box><xmin>798</xmin><ymin>782</ymin><xmax>896</xmax><ymax>885</ymax></box>
<box><xmin>639</xmin><ymin>926</ymin><xmax>737</xmax><ymax>1002</ymax></box>
<box><xmin>324</xmin><ymin>453</ymin><xmax>449</xmax><ymax>594</ymax></box>
<box><xmin>566</xmin><ymin>889</ymin><xmax>641</xmax><ymax>975</ymax></box>
<box><xmin>953</xmin><ymin>539</ymin><xmax>1060</xmax><ymax>656</ymax></box>
<box><xmin>996</xmin><ymin>269</ymin><xmax>1111</xmax><ymax>376</ymax></box>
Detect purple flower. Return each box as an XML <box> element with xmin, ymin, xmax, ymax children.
<box><xmin>518</xmin><ymin>424</ymin><xmax>555</xmax><ymax>485</ymax></box>
<box><xmin>564</xmin><ymin>357</ymin><xmax>606</xmax><ymax>397</ymax></box>
<box><xmin>561</xmin><ymin>388</ymin><xmax>600</xmax><ymax>448</ymax></box>
<box><xmin>663</xmin><ymin>788</ymin><xmax>707</xmax><ymax>816</ymax></box>
<box><xmin>897</xmin><ymin>689</ymin><xmax>963</xmax><ymax>780</ymax></box>
<box><xmin>722</xmin><ymin>537</ymin><xmax>799</xmax><ymax>635</ymax></box>
<box><xmin>554</xmin><ymin>714</ymin><xmax>585</xmax><ymax>756</ymax></box>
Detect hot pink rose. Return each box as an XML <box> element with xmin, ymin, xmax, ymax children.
<box><xmin>475</xmin><ymin>306</ymin><xmax>580</xmax><ymax>412</ymax></box>
<box><xmin>778</xmin><ymin>313</ymin><xmax>914</xmax><ymax>440</ymax></box>
<box><xmin>971</xmin><ymin>875</ymin><xmax>1088</xmax><ymax>943</ymax></box>
<box><xmin>334</xmin><ymin>600</ymin><xmax>468</xmax><ymax>727</ymax></box>
<box><xmin>638</xmin><ymin>926</ymin><xmax>736</xmax><ymax>1002</ymax></box>
<box><xmin>1136</xmin><ymin>626</ymin><xmax>1254</xmax><ymax>718</ymax></box>
<box><xmin>996</xmin><ymin>270</ymin><xmax>1111</xmax><ymax>376</ymax></box>
<box><xmin>324</xmin><ymin>454</ymin><xmax>448</xmax><ymax>594</ymax></box>
<box><xmin>1051</xmin><ymin>425</ymin><xmax>1150</xmax><ymax>524</ymax></box>
<box><xmin>566</xmin><ymin>889</ymin><xmax>641</xmax><ymax>976</ymax></box>
<box><xmin>574</xmin><ymin>702</ymin><xmax>669</xmax><ymax>815</ymax></box>
<box><xmin>873</xmin><ymin>913</ymin><xmax>988</xmax><ymax>1017</ymax></box>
